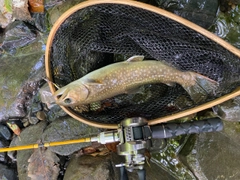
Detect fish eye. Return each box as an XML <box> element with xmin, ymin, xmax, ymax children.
<box><xmin>64</xmin><ymin>98</ymin><xmax>72</xmax><ymax>104</ymax></box>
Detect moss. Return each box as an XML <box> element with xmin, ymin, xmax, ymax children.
<box><xmin>0</xmin><ymin>41</ymin><xmax>43</xmax><ymax>110</ymax></box>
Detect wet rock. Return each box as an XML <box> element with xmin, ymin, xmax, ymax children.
<box><xmin>64</xmin><ymin>152</ymin><xmax>176</xmax><ymax>180</ymax></box>
<box><xmin>0</xmin><ymin>163</ymin><xmax>18</xmax><ymax>180</ymax></box>
<box><xmin>30</xmin><ymin>99</ymin><xmax>42</xmax><ymax>114</ymax></box>
<box><xmin>0</xmin><ymin>21</ymin><xmax>45</xmax><ymax>122</ymax></box>
<box><xmin>42</xmin><ymin>116</ymin><xmax>100</xmax><ymax>156</ymax></box>
<box><xmin>155</xmin><ymin>0</ymin><xmax>219</xmax><ymax>28</ymax></box>
<box><xmin>64</xmin><ymin>154</ymin><xmax>116</xmax><ymax>180</ymax></box>
<box><xmin>46</xmin><ymin>105</ymin><xmax>67</xmax><ymax>122</ymax></box>
<box><xmin>0</xmin><ymin>0</ymin><xmax>32</xmax><ymax>28</ymax></box>
<box><xmin>7</xmin><ymin>150</ymin><xmax>17</xmax><ymax>162</ymax></box>
<box><xmin>0</xmin><ymin>139</ymin><xmax>9</xmax><ymax>163</ymax></box>
<box><xmin>1</xmin><ymin>21</ymin><xmax>37</xmax><ymax>54</ymax></box>
<box><xmin>47</xmin><ymin>0</ymin><xmax>85</xmax><ymax>27</ymax></box>
<box><xmin>30</xmin><ymin>13</ymin><xmax>46</xmax><ymax>32</ymax></box>
<box><xmin>0</xmin><ymin>124</ymin><xmax>12</xmax><ymax>140</ymax></box>
<box><xmin>0</xmin><ymin>3</ymin><xmax>12</xmax><ymax>28</ymax></box>
<box><xmin>39</xmin><ymin>83</ymin><xmax>56</xmax><ymax>109</ymax></box>
<box><xmin>213</xmin><ymin>95</ymin><xmax>240</xmax><ymax>122</ymax></box>
<box><xmin>179</xmin><ymin>121</ymin><xmax>240</xmax><ymax>179</ymax></box>
<box><xmin>12</xmin><ymin>121</ymin><xmax>48</xmax><ymax>180</ymax></box>
<box><xmin>151</xmin><ymin>136</ymin><xmax>196</xmax><ymax>179</ymax></box>
<box><xmin>28</xmin><ymin>116</ymin><xmax>39</xmax><ymax>125</ymax></box>
<box><xmin>219</xmin><ymin>0</ymin><xmax>238</xmax><ymax>12</ymax></box>
<box><xmin>210</xmin><ymin>4</ymin><xmax>240</xmax><ymax>48</ymax></box>
<box><xmin>36</xmin><ymin>111</ymin><xmax>46</xmax><ymax>121</ymax></box>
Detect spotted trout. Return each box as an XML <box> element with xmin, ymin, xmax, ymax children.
<box><xmin>54</xmin><ymin>56</ymin><xmax>218</xmax><ymax>106</ymax></box>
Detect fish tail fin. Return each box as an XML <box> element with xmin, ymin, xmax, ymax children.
<box><xmin>182</xmin><ymin>72</ymin><xmax>218</xmax><ymax>103</ymax></box>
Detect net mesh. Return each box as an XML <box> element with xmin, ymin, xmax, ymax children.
<box><xmin>50</xmin><ymin>3</ymin><xmax>240</xmax><ymax>124</ymax></box>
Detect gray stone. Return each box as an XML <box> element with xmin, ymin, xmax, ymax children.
<box><xmin>46</xmin><ymin>104</ymin><xmax>67</xmax><ymax>122</ymax></box>
<box><xmin>64</xmin><ymin>154</ymin><xmax>117</xmax><ymax>180</ymax></box>
<box><xmin>29</xmin><ymin>116</ymin><xmax>39</xmax><ymax>125</ymax></box>
<box><xmin>155</xmin><ymin>0</ymin><xmax>219</xmax><ymax>29</ymax></box>
<box><xmin>0</xmin><ymin>124</ymin><xmax>12</xmax><ymax>140</ymax></box>
<box><xmin>14</xmin><ymin>121</ymin><xmax>48</xmax><ymax>180</ymax></box>
<box><xmin>179</xmin><ymin>121</ymin><xmax>240</xmax><ymax>179</ymax></box>
<box><xmin>1</xmin><ymin>21</ymin><xmax>37</xmax><ymax>54</ymax></box>
<box><xmin>213</xmin><ymin>96</ymin><xmax>240</xmax><ymax>121</ymax></box>
<box><xmin>210</xmin><ymin>4</ymin><xmax>240</xmax><ymax>48</ymax></box>
<box><xmin>42</xmin><ymin>116</ymin><xmax>100</xmax><ymax>156</ymax></box>
<box><xmin>151</xmin><ymin>136</ymin><xmax>197</xmax><ymax>179</ymax></box>
<box><xmin>0</xmin><ymin>139</ymin><xmax>9</xmax><ymax>162</ymax></box>
<box><xmin>47</xmin><ymin>0</ymin><xmax>85</xmax><ymax>27</ymax></box>
<box><xmin>0</xmin><ymin>163</ymin><xmax>18</xmax><ymax>180</ymax></box>
<box><xmin>64</xmin><ymin>152</ymin><xmax>177</xmax><ymax>180</ymax></box>
<box><xmin>0</xmin><ymin>21</ymin><xmax>45</xmax><ymax>122</ymax></box>
<box><xmin>30</xmin><ymin>100</ymin><xmax>43</xmax><ymax>114</ymax></box>
<box><xmin>39</xmin><ymin>83</ymin><xmax>56</xmax><ymax>109</ymax></box>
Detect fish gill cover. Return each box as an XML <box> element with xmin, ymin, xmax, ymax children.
<box><xmin>49</xmin><ymin>3</ymin><xmax>240</xmax><ymax>124</ymax></box>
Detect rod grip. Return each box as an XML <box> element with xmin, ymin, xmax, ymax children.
<box><xmin>151</xmin><ymin>118</ymin><xmax>223</xmax><ymax>139</ymax></box>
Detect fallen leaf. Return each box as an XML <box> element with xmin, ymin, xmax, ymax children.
<box><xmin>82</xmin><ymin>146</ymin><xmax>97</xmax><ymax>155</ymax></box>
<box><xmin>105</xmin><ymin>142</ymin><xmax>119</xmax><ymax>152</ymax></box>
<box><xmin>90</xmin><ymin>147</ymin><xmax>110</xmax><ymax>157</ymax></box>
<box><xmin>28</xmin><ymin>148</ymin><xmax>60</xmax><ymax>180</ymax></box>
<box><xmin>77</xmin><ymin>143</ymin><xmax>110</xmax><ymax>157</ymax></box>
<box><xmin>29</xmin><ymin>0</ymin><xmax>44</xmax><ymax>13</ymax></box>
<box><xmin>3</xmin><ymin>0</ymin><xmax>12</xmax><ymax>12</ymax></box>
<box><xmin>6</xmin><ymin>122</ymin><xmax>21</xmax><ymax>136</ymax></box>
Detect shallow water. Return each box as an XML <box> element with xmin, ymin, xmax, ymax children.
<box><xmin>210</xmin><ymin>5</ymin><xmax>240</xmax><ymax>48</ymax></box>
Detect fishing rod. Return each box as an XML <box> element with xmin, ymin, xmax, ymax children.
<box><xmin>0</xmin><ymin>117</ymin><xmax>223</xmax><ymax>180</ymax></box>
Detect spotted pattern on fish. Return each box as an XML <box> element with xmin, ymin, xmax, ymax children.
<box><xmin>54</xmin><ymin>56</ymin><xmax>218</xmax><ymax>106</ymax></box>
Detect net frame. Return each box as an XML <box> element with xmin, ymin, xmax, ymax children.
<box><xmin>45</xmin><ymin>0</ymin><xmax>240</xmax><ymax>129</ymax></box>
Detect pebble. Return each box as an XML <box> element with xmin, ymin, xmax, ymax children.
<box><xmin>0</xmin><ymin>124</ymin><xmax>12</xmax><ymax>140</ymax></box>
<box><xmin>31</xmin><ymin>101</ymin><xmax>43</xmax><ymax>114</ymax></box>
<box><xmin>29</xmin><ymin>117</ymin><xmax>39</xmax><ymax>125</ymax></box>
<box><xmin>21</xmin><ymin>118</ymin><xmax>30</xmax><ymax>127</ymax></box>
<box><xmin>36</xmin><ymin>111</ymin><xmax>46</xmax><ymax>121</ymax></box>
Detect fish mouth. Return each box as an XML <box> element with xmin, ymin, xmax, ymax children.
<box><xmin>54</xmin><ymin>88</ymin><xmax>68</xmax><ymax>104</ymax></box>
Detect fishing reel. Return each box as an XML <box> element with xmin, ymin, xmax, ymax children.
<box><xmin>116</xmin><ymin>117</ymin><xmax>152</xmax><ymax>171</ymax></box>
<box><xmin>92</xmin><ymin>116</ymin><xmax>223</xmax><ymax>180</ymax></box>
<box><xmin>93</xmin><ymin>116</ymin><xmax>223</xmax><ymax>180</ymax></box>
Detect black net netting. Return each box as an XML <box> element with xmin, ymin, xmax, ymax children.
<box><xmin>50</xmin><ymin>3</ymin><xmax>240</xmax><ymax>124</ymax></box>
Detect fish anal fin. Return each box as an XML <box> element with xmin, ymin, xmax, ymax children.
<box><xmin>125</xmin><ymin>86</ymin><xmax>143</xmax><ymax>94</ymax></box>
<box><xmin>165</xmin><ymin>82</ymin><xmax>176</xmax><ymax>87</ymax></box>
<box><xmin>126</xmin><ymin>55</ymin><xmax>144</xmax><ymax>62</ymax></box>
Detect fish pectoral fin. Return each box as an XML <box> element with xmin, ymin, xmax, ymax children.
<box><xmin>84</xmin><ymin>79</ymin><xmax>104</xmax><ymax>86</ymax></box>
<box><xmin>126</xmin><ymin>55</ymin><xmax>144</xmax><ymax>62</ymax></box>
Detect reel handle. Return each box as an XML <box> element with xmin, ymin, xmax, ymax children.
<box><xmin>151</xmin><ymin>117</ymin><xmax>223</xmax><ymax>139</ymax></box>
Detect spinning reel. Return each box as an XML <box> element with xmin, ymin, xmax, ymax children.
<box><xmin>93</xmin><ymin>117</ymin><xmax>223</xmax><ymax>180</ymax></box>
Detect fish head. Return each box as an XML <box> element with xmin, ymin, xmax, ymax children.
<box><xmin>53</xmin><ymin>82</ymin><xmax>89</xmax><ymax>106</ymax></box>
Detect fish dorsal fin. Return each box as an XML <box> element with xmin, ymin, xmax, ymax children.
<box><xmin>126</xmin><ymin>55</ymin><xmax>144</xmax><ymax>62</ymax></box>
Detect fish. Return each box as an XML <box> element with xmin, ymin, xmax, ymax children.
<box><xmin>54</xmin><ymin>55</ymin><xmax>218</xmax><ymax>106</ymax></box>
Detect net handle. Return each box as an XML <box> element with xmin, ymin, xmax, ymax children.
<box><xmin>45</xmin><ymin>0</ymin><xmax>240</xmax><ymax>129</ymax></box>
